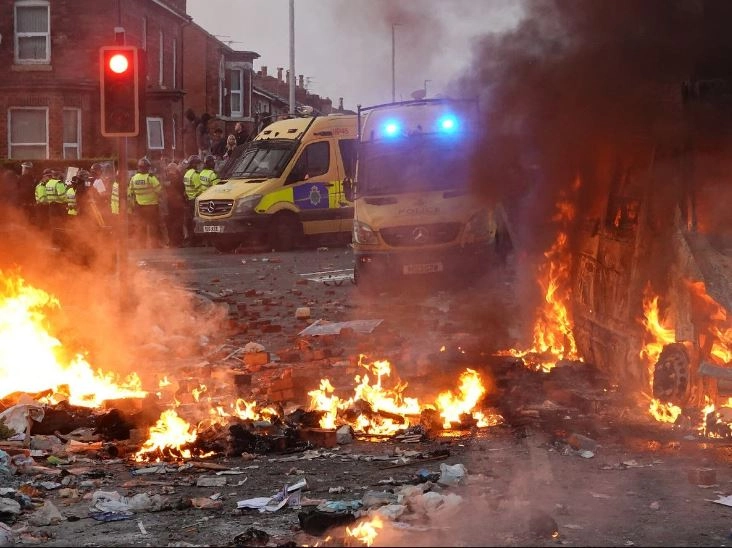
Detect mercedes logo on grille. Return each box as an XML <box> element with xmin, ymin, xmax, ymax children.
<box><xmin>412</xmin><ymin>226</ymin><xmax>429</xmax><ymax>243</ymax></box>
<box><xmin>205</xmin><ymin>201</ymin><xmax>216</xmax><ymax>214</ymax></box>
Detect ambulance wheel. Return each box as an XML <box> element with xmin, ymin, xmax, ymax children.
<box><xmin>269</xmin><ymin>212</ymin><xmax>302</xmax><ymax>252</ymax></box>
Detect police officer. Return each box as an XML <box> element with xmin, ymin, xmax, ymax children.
<box><xmin>199</xmin><ymin>155</ymin><xmax>220</xmax><ymax>192</ymax></box>
<box><xmin>183</xmin><ymin>155</ymin><xmax>203</xmax><ymax>246</ymax></box>
<box><xmin>34</xmin><ymin>169</ymin><xmax>51</xmax><ymax>229</ymax></box>
<box><xmin>128</xmin><ymin>157</ymin><xmax>163</xmax><ymax>248</ymax></box>
<box><xmin>45</xmin><ymin>169</ymin><xmax>67</xmax><ymax>241</ymax></box>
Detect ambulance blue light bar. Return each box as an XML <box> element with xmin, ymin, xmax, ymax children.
<box><xmin>437</xmin><ymin>114</ymin><xmax>458</xmax><ymax>133</ymax></box>
<box><xmin>382</xmin><ymin>120</ymin><xmax>401</xmax><ymax>137</ymax></box>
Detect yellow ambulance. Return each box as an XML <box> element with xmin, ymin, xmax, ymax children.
<box><xmin>194</xmin><ymin>113</ymin><xmax>358</xmax><ymax>252</ymax></box>
<box><xmin>350</xmin><ymin>99</ymin><xmax>509</xmax><ymax>285</ymax></box>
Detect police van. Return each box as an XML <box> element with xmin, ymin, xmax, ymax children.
<box><xmin>350</xmin><ymin>98</ymin><xmax>509</xmax><ymax>285</ymax></box>
<box><xmin>194</xmin><ymin>113</ymin><xmax>358</xmax><ymax>252</ymax></box>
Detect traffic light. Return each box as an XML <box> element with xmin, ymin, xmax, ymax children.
<box><xmin>99</xmin><ymin>46</ymin><xmax>139</xmax><ymax>137</ymax></box>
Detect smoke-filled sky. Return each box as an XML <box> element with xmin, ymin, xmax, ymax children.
<box><xmin>187</xmin><ymin>0</ymin><xmax>525</xmax><ymax>110</ymax></box>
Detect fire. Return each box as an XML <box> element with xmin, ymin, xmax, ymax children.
<box><xmin>499</xmin><ymin>193</ymin><xmax>581</xmax><ymax>372</ymax></box>
<box><xmin>0</xmin><ymin>273</ymin><xmax>146</xmax><ymax>407</ymax></box>
<box><xmin>234</xmin><ymin>399</ymin><xmax>279</xmax><ymax>422</ymax></box>
<box><xmin>434</xmin><ymin>369</ymin><xmax>487</xmax><ymax>428</ymax></box>
<box><xmin>639</xmin><ymin>286</ymin><xmax>682</xmax><ymax>423</ymax></box>
<box><xmin>687</xmin><ymin>280</ymin><xmax>732</xmax><ymax>364</ymax></box>
<box><xmin>134</xmin><ymin>409</ymin><xmax>198</xmax><ymax>462</ymax></box>
<box><xmin>346</xmin><ymin>516</ymin><xmax>383</xmax><ymax>547</ymax></box>
<box><xmin>308</xmin><ymin>357</ymin><xmax>498</xmax><ymax>434</ymax></box>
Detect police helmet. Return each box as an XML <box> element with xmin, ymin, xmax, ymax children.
<box><xmin>137</xmin><ymin>157</ymin><xmax>152</xmax><ymax>172</ymax></box>
<box><xmin>204</xmin><ymin>155</ymin><xmax>216</xmax><ymax>169</ymax></box>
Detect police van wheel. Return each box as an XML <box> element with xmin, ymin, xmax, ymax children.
<box><xmin>213</xmin><ymin>238</ymin><xmax>240</xmax><ymax>253</ymax></box>
<box><xmin>269</xmin><ymin>213</ymin><xmax>301</xmax><ymax>252</ymax></box>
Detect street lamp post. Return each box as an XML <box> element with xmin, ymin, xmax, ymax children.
<box><xmin>289</xmin><ymin>0</ymin><xmax>295</xmax><ymax>115</ymax></box>
<box><xmin>391</xmin><ymin>23</ymin><xmax>400</xmax><ymax>103</ymax></box>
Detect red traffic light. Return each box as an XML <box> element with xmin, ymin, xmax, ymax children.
<box><xmin>108</xmin><ymin>53</ymin><xmax>130</xmax><ymax>74</ymax></box>
<box><xmin>99</xmin><ymin>46</ymin><xmax>139</xmax><ymax>137</ymax></box>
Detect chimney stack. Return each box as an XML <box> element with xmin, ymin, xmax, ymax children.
<box><xmin>277</xmin><ymin>67</ymin><xmax>283</xmax><ymax>81</ymax></box>
<box><xmin>338</xmin><ymin>97</ymin><xmax>344</xmax><ymax>111</ymax></box>
<box><xmin>261</xmin><ymin>66</ymin><xmax>268</xmax><ymax>77</ymax></box>
<box><xmin>298</xmin><ymin>74</ymin><xmax>304</xmax><ymax>88</ymax></box>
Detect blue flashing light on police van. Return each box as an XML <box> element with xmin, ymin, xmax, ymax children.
<box><xmin>438</xmin><ymin>115</ymin><xmax>458</xmax><ymax>133</ymax></box>
<box><xmin>383</xmin><ymin>121</ymin><xmax>401</xmax><ymax>137</ymax></box>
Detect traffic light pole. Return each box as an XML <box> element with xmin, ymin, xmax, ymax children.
<box><xmin>117</xmin><ymin>136</ymin><xmax>130</xmax><ymax>310</ymax></box>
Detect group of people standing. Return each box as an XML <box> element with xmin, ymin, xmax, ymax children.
<box><xmin>183</xmin><ymin>108</ymin><xmax>248</xmax><ymax>161</ymax></box>
<box><xmin>1</xmin><ymin>152</ymin><xmax>222</xmax><ymax>251</ymax></box>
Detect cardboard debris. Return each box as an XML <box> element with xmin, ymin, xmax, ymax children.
<box><xmin>298</xmin><ymin>319</ymin><xmax>383</xmax><ymax>337</ymax></box>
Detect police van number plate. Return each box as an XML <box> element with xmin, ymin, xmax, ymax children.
<box><xmin>203</xmin><ymin>225</ymin><xmax>224</xmax><ymax>233</ymax></box>
<box><xmin>403</xmin><ymin>262</ymin><xmax>443</xmax><ymax>275</ymax></box>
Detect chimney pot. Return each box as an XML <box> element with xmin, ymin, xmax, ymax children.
<box><xmin>299</xmin><ymin>74</ymin><xmax>304</xmax><ymax>88</ymax></box>
<box><xmin>338</xmin><ymin>97</ymin><xmax>344</xmax><ymax>111</ymax></box>
<box><xmin>261</xmin><ymin>66</ymin><xmax>267</xmax><ymax>77</ymax></box>
<box><xmin>277</xmin><ymin>67</ymin><xmax>283</xmax><ymax>81</ymax></box>
<box><xmin>286</xmin><ymin>70</ymin><xmax>290</xmax><ymax>85</ymax></box>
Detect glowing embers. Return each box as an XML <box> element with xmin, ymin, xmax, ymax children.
<box><xmin>0</xmin><ymin>273</ymin><xmax>146</xmax><ymax>407</ymax></box>
<box><xmin>498</xmin><ymin>188</ymin><xmax>582</xmax><ymax>372</ymax></box>
<box><xmin>307</xmin><ymin>356</ymin><xmax>501</xmax><ymax>435</ymax></box>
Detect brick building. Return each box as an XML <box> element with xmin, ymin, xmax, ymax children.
<box><xmin>0</xmin><ymin>0</ymin><xmax>193</xmax><ymax>164</ymax></box>
<box><xmin>0</xmin><ymin>0</ymin><xmax>342</xmax><ymax>165</ymax></box>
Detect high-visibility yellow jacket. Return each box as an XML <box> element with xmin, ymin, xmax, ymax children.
<box><xmin>128</xmin><ymin>173</ymin><xmax>162</xmax><ymax>206</ymax></box>
<box><xmin>65</xmin><ymin>187</ymin><xmax>77</xmax><ymax>216</ymax></box>
<box><xmin>35</xmin><ymin>182</ymin><xmax>48</xmax><ymax>204</ymax></box>
<box><xmin>111</xmin><ymin>181</ymin><xmax>120</xmax><ymax>214</ymax></box>
<box><xmin>45</xmin><ymin>179</ymin><xmax>66</xmax><ymax>204</ymax></box>
<box><xmin>183</xmin><ymin>168</ymin><xmax>202</xmax><ymax>200</ymax></box>
<box><xmin>199</xmin><ymin>168</ymin><xmax>220</xmax><ymax>191</ymax></box>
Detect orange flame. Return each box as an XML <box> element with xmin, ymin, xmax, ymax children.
<box><xmin>434</xmin><ymin>369</ymin><xmax>487</xmax><ymax>428</ymax></box>
<box><xmin>499</xmin><ymin>193</ymin><xmax>581</xmax><ymax>371</ymax></box>
<box><xmin>134</xmin><ymin>409</ymin><xmax>198</xmax><ymax>462</ymax></box>
<box><xmin>687</xmin><ymin>280</ymin><xmax>732</xmax><ymax>364</ymax></box>
<box><xmin>308</xmin><ymin>357</ymin><xmax>499</xmax><ymax>434</ymax></box>
<box><xmin>346</xmin><ymin>516</ymin><xmax>383</xmax><ymax>547</ymax></box>
<box><xmin>0</xmin><ymin>274</ymin><xmax>146</xmax><ymax>407</ymax></box>
<box><xmin>639</xmin><ymin>286</ymin><xmax>682</xmax><ymax>423</ymax></box>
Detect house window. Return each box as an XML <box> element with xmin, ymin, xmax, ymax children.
<box><xmin>146</xmin><ymin>117</ymin><xmax>164</xmax><ymax>150</ymax></box>
<box><xmin>62</xmin><ymin>108</ymin><xmax>81</xmax><ymax>159</ymax></box>
<box><xmin>158</xmin><ymin>31</ymin><xmax>164</xmax><ymax>87</ymax></box>
<box><xmin>14</xmin><ymin>0</ymin><xmax>50</xmax><ymax>64</ymax></box>
<box><xmin>230</xmin><ymin>69</ymin><xmax>243</xmax><ymax>117</ymax></box>
<box><xmin>8</xmin><ymin>107</ymin><xmax>48</xmax><ymax>159</ymax></box>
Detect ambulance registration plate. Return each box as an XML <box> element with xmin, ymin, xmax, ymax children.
<box><xmin>203</xmin><ymin>225</ymin><xmax>224</xmax><ymax>233</ymax></box>
<box><xmin>403</xmin><ymin>262</ymin><xmax>443</xmax><ymax>275</ymax></box>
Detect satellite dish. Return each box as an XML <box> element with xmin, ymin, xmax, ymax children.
<box><xmin>411</xmin><ymin>89</ymin><xmax>426</xmax><ymax>100</ymax></box>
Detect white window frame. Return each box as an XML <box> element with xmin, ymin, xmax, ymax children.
<box><xmin>62</xmin><ymin>107</ymin><xmax>81</xmax><ymax>160</ymax></box>
<box><xmin>172</xmin><ymin>38</ymin><xmax>177</xmax><ymax>88</ymax></box>
<box><xmin>14</xmin><ymin>0</ymin><xmax>50</xmax><ymax>64</ymax></box>
<box><xmin>146</xmin><ymin>117</ymin><xmax>164</xmax><ymax>150</ymax></box>
<box><xmin>230</xmin><ymin>68</ymin><xmax>243</xmax><ymax>117</ymax></box>
<box><xmin>8</xmin><ymin>106</ymin><xmax>49</xmax><ymax>159</ymax></box>
<box><xmin>158</xmin><ymin>30</ymin><xmax>164</xmax><ymax>87</ymax></box>
<box><xmin>171</xmin><ymin>115</ymin><xmax>176</xmax><ymax>152</ymax></box>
